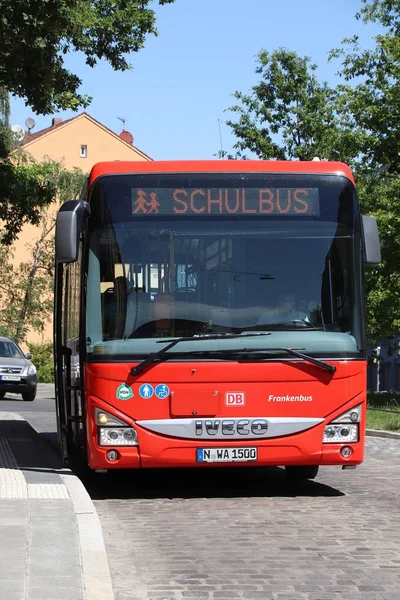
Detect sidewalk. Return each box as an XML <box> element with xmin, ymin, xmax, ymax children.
<box><xmin>0</xmin><ymin>412</ymin><xmax>114</xmax><ymax>600</ymax></box>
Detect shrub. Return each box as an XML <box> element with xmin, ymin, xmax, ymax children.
<box><xmin>367</xmin><ymin>391</ymin><xmax>400</xmax><ymax>409</ymax></box>
<box><xmin>27</xmin><ymin>342</ymin><xmax>54</xmax><ymax>383</ymax></box>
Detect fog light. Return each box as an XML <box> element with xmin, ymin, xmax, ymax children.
<box><xmin>106</xmin><ymin>450</ymin><xmax>120</xmax><ymax>462</ymax></box>
<box><xmin>340</xmin><ymin>446</ymin><xmax>353</xmax><ymax>458</ymax></box>
<box><xmin>97</xmin><ymin>412</ymin><xmax>110</xmax><ymax>425</ymax></box>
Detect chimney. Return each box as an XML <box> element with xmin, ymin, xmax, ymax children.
<box><xmin>119</xmin><ymin>130</ymin><xmax>134</xmax><ymax>145</ymax></box>
<box><xmin>52</xmin><ymin>118</ymin><xmax>63</xmax><ymax>127</ymax></box>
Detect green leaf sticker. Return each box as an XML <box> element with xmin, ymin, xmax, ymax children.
<box><xmin>116</xmin><ymin>383</ymin><xmax>133</xmax><ymax>400</ymax></box>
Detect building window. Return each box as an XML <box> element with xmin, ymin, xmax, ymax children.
<box><xmin>80</xmin><ymin>145</ymin><xmax>87</xmax><ymax>158</ymax></box>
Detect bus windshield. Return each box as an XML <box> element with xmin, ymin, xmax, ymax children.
<box><xmin>85</xmin><ymin>173</ymin><xmax>364</xmax><ymax>360</ymax></box>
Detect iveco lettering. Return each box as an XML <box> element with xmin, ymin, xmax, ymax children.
<box><xmin>54</xmin><ymin>159</ymin><xmax>381</xmax><ymax>480</ymax></box>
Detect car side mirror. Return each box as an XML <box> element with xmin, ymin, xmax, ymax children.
<box><xmin>25</xmin><ymin>353</ymin><xmax>32</xmax><ymax>359</ymax></box>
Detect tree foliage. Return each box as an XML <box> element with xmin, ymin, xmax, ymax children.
<box><xmin>0</xmin><ymin>160</ymin><xmax>85</xmax><ymax>342</ymax></box>
<box><xmin>0</xmin><ymin>150</ymin><xmax>86</xmax><ymax>245</ymax></box>
<box><xmin>222</xmin><ymin>3</ymin><xmax>400</xmax><ymax>342</ymax></box>
<box><xmin>0</xmin><ymin>242</ymin><xmax>53</xmax><ymax>343</ymax></box>
<box><xmin>27</xmin><ymin>342</ymin><xmax>54</xmax><ymax>383</ymax></box>
<box><xmin>0</xmin><ymin>86</ymin><xmax>12</xmax><ymax>158</ymax></box>
<box><xmin>329</xmin><ymin>2</ymin><xmax>400</xmax><ymax>174</ymax></box>
<box><xmin>223</xmin><ymin>49</ymin><xmax>360</xmax><ymax>165</ymax></box>
<box><xmin>0</xmin><ymin>0</ymin><xmax>175</xmax><ymax>114</ymax></box>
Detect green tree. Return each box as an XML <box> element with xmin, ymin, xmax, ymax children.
<box><xmin>328</xmin><ymin>0</ymin><xmax>400</xmax><ymax>341</ymax></box>
<box><xmin>0</xmin><ymin>87</ymin><xmax>63</xmax><ymax>245</ymax></box>
<box><xmin>222</xmin><ymin>49</ymin><xmax>356</xmax><ymax>163</ymax></box>
<box><xmin>0</xmin><ymin>0</ymin><xmax>175</xmax><ymax>115</ymax></box>
<box><xmin>329</xmin><ymin>1</ymin><xmax>400</xmax><ymax>175</ymax></box>
<box><xmin>0</xmin><ymin>242</ymin><xmax>54</xmax><ymax>343</ymax></box>
<box><xmin>357</xmin><ymin>175</ymin><xmax>400</xmax><ymax>342</ymax></box>
<box><xmin>0</xmin><ymin>86</ymin><xmax>12</xmax><ymax>158</ymax></box>
<box><xmin>221</xmin><ymin>40</ymin><xmax>399</xmax><ymax>342</ymax></box>
<box><xmin>0</xmin><ymin>159</ymin><xmax>86</xmax><ymax>342</ymax></box>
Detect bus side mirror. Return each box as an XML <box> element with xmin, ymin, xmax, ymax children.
<box><xmin>362</xmin><ymin>215</ymin><xmax>381</xmax><ymax>267</ymax></box>
<box><xmin>55</xmin><ymin>201</ymin><xmax>91</xmax><ymax>263</ymax></box>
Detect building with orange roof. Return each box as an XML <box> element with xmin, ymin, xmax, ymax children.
<box><xmin>10</xmin><ymin>112</ymin><xmax>152</xmax><ymax>345</ymax></box>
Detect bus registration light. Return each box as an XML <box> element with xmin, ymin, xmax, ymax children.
<box><xmin>323</xmin><ymin>424</ymin><xmax>358</xmax><ymax>443</ymax></box>
<box><xmin>99</xmin><ymin>427</ymin><xmax>138</xmax><ymax>446</ymax></box>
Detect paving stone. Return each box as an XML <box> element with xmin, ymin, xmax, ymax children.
<box><xmin>92</xmin><ymin>436</ymin><xmax>400</xmax><ymax>600</ymax></box>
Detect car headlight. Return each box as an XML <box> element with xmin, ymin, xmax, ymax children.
<box><xmin>27</xmin><ymin>364</ymin><xmax>37</xmax><ymax>375</ymax></box>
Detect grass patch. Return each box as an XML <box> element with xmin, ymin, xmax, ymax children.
<box><xmin>366</xmin><ymin>407</ymin><xmax>400</xmax><ymax>432</ymax></box>
<box><xmin>367</xmin><ymin>391</ymin><xmax>400</xmax><ymax>430</ymax></box>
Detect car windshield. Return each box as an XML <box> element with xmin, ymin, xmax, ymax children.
<box><xmin>85</xmin><ymin>172</ymin><xmax>364</xmax><ymax>360</ymax></box>
<box><xmin>0</xmin><ymin>340</ymin><xmax>24</xmax><ymax>359</ymax></box>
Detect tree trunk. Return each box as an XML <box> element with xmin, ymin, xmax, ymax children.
<box><xmin>15</xmin><ymin>242</ymin><xmax>41</xmax><ymax>343</ymax></box>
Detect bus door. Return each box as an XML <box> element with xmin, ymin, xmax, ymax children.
<box><xmin>54</xmin><ymin>257</ymin><xmax>85</xmax><ymax>465</ymax></box>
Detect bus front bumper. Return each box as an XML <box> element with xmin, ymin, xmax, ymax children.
<box><xmin>87</xmin><ymin>428</ymin><xmax>365</xmax><ymax>470</ymax></box>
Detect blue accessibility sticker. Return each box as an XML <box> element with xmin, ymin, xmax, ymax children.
<box><xmin>138</xmin><ymin>383</ymin><xmax>154</xmax><ymax>399</ymax></box>
<box><xmin>155</xmin><ymin>384</ymin><xmax>170</xmax><ymax>399</ymax></box>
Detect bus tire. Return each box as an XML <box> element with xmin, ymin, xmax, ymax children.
<box><xmin>285</xmin><ymin>465</ymin><xmax>319</xmax><ymax>480</ymax></box>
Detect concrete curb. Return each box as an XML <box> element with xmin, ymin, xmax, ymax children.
<box><xmin>61</xmin><ymin>473</ymin><xmax>115</xmax><ymax>600</ymax></box>
<box><xmin>366</xmin><ymin>428</ymin><xmax>400</xmax><ymax>440</ymax></box>
<box><xmin>0</xmin><ymin>410</ymin><xmax>115</xmax><ymax>600</ymax></box>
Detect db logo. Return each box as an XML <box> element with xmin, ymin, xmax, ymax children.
<box><xmin>225</xmin><ymin>392</ymin><xmax>246</xmax><ymax>406</ymax></box>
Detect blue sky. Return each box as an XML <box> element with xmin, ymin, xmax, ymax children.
<box><xmin>10</xmin><ymin>0</ymin><xmax>381</xmax><ymax>160</ymax></box>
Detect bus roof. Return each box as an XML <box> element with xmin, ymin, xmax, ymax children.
<box><xmin>88</xmin><ymin>160</ymin><xmax>355</xmax><ymax>185</ymax></box>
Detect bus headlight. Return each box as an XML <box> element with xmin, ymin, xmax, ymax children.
<box><xmin>323</xmin><ymin>403</ymin><xmax>361</xmax><ymax>443</ymax></box>
<box><xmin>323</xmin><ymin>424</ymin><xmax>358</xmax><ymax>443</ymax></box>
<box><xmin>98</xmin><ymin>427</ymin><xmax>138</xmax><ymax>446</ymax></box>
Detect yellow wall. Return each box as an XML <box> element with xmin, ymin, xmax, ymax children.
<box><xmin>23</xmin><ymin>116</ymin><xmax>149</xmax><ymax>169</ymax></box>
<box><xmin>10</xmin><ymin>114</ymin><xmax>151</xmax><ymax>346</ymax></box>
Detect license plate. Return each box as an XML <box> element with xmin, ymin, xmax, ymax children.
<box><xmin>197</xmin><ymin>447</ymin><xmax>257</xmax><ymax>463</ymax></box>
<box><xmin>0</xmin><ymin>375</ymin><xmax>21</xmax><ymax>381</ymax></box>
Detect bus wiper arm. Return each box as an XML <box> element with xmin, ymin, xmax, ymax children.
<box><xmin>236</xmin><ymin>346</ymin><xmax>336</xmax><ymax>374</ymax></box>
<box><xmin>131</xmin><ymin>332</ymin><xmax>271</xmax><ymax>376</ymax></box>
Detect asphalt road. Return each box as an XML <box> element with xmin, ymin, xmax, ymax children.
<box><xmin>2</xmin><ymin>384</ymin><xmax>400</xmax><ymax>600</ymax></box>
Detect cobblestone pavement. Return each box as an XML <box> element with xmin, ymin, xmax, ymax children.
<box><xmin>88</xmin><ymin>437</ymin><xmax>400</xmax><ymax>600</ymax></box>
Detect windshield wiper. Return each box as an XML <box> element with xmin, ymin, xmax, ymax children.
<box><xmin>199</xmin><ymin>346</ymin><xmax>335</xmax><ymax>374</ymax></box>
<box><xmin>130</xmin><ymin>332</ymin><xmax>271</xmax><ymax>376</ymax></box>
<box><xmin>264</xmin><ymin>347</ymin><xmax>335</xmax><ymax>372</ymax></box>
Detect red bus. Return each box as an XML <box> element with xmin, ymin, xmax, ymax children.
<box><xmin>54</xmin><ymin>160</ymin><xmax>380</xmax><ymax>478</ymax></box>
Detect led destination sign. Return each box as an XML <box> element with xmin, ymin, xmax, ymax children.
<box><xmin>131</xmin><ymin>187</ymin><xmax>320</xmax><ymax>216</ymax></box>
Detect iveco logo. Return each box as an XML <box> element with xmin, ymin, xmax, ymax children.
<box><xmin>195</xmin><ymin>419</ymin><xmax>268</xmax><ymax>437</ymax></box>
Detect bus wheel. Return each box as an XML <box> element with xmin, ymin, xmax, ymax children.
<box><xmin>285</xmin><ymin>465</ymin><xmax>319</xmax><ymax>480</ymax></box>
